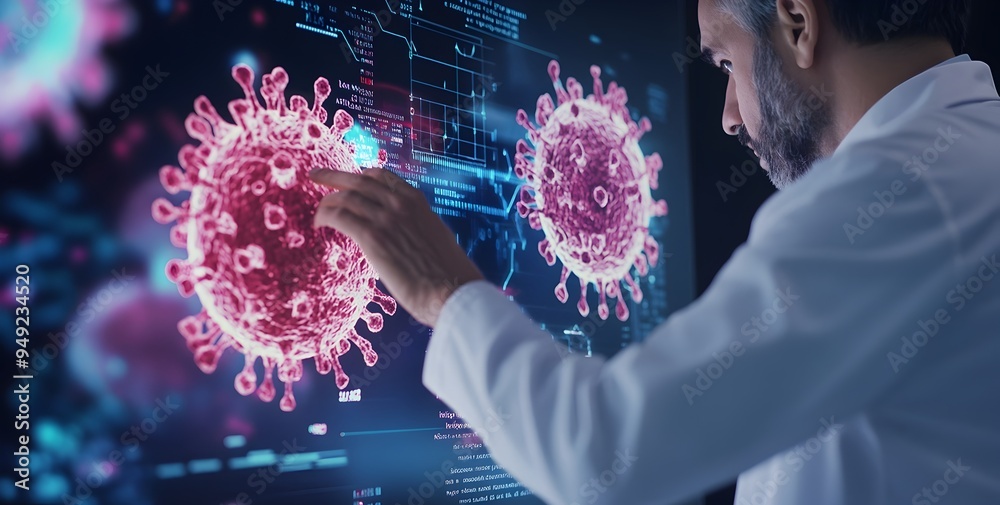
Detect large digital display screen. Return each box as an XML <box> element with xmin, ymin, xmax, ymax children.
<box><xmin>0</xmin><ymin>1</ymin><xmax>693</xmax><ymax>503</ymax></box>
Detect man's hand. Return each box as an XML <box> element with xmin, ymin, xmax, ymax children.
<box><xmin>309</xmin><ymin>167</ymin><xmax>485</xmax><ymax>327</ymax></box>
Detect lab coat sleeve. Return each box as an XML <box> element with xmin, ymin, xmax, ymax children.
<box><xmin>421</xmin><ymin>145</ymin><xmax>961</xmax><ymax>505</ymax></box>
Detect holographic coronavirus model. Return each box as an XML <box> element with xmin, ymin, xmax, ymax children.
<box><xmin>0</xmin><ymin>0</ymin><xmax>133</xmax><ymax>160</ymax></box>
<box><xmin>151</xmin><ymin>64</ymin><xmax>397</xmax><ymax>411</ymax></box>
<box><xmin>514</xmin><ymin>60</ymin><xmax>667</xmax><ymax>322</ymax></box>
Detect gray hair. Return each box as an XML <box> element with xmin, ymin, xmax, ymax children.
<box><xmin>716</xmin><ymin>0</ymin><xmax>779</xmax><ymax>37</ymax></box>
<box><xmin>716</xmin><ymin>0</ymin><xmax>972</xmax><ymax>52</ymax></box>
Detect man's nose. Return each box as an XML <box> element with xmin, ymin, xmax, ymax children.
<box><xmin>721</xmin><ymin>75</ymin><xmax>742</xmax><ymax>136</ymax></box>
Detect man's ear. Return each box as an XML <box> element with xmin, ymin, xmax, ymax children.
<box><xmin>775</xmin><ymin>0</ymin><xmax>819</xmax><ymax>69</ymax></box>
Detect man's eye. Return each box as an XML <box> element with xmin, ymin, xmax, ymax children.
<box><xmin>721</xmin><ymin>60</ymin><xmax>733</xmax><ymax>75</ymax></box>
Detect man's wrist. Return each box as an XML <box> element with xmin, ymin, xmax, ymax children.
<box><xmin>428</xmin><ymin>273</ymin><xmax>485</xmax><ymax>327</ymax></box>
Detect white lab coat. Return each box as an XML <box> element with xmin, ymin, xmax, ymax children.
<box><xmin>422</xmin><ymin>54</ymin><xmax>1000</xmax><ymax>505</ymax></box>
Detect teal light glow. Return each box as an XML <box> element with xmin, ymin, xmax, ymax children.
<box><xmin>231</xmin><ymin>50</ymin><xmax>259</xmax><ymax>74</ymax></box>
<box><xmin>342</xmin><ymin>125</ymin><xmax>381</xmax><ymax>167</ymax></box>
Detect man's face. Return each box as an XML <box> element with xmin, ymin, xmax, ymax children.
<box><xmin>697</xmin><ymin>0</ymin><xmax>831</xmax><ymax>189</ymax></box>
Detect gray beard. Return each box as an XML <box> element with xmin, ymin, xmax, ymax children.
<box><xmin>748</xmin><ymin>37</ymin><xmax>832</xmax><ymax>189</ymax></box>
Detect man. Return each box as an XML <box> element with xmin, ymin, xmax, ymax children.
<box><xmin>308</xmin><ymin>0</ymin><xmax>1000</xmax><ymax>503</ymax></box>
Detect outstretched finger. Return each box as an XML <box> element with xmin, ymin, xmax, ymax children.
<box><xmin>309</xmin><ymin>168</ymin><xmax>392</xmax><ymax>204</ymax></box>
<box><xmin>314</xmin><ymin>197</ymin><xmax>375</xmax><ymax>244</ymax></box>
<box><xmin>362</xmin><ymin>167</ymin><xmax>415</xmax><ymax>197</ymax></box>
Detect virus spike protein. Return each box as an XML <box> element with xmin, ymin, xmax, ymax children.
<box><xmin>153</xmin><ymin>64</ymin><xmax>397</xmax><ymax>411</ymax></box>
<box><xmin>515</xmin><ymin>60</ymin><xmax>668</xmax><ymax>322</ymax></box>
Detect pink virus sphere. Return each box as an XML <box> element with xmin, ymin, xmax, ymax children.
<box><xmin>0</xmin><ymin>0</ymin><xmax>133</xmax><ymax>160</ymax></box>
<box><xmin>151</xmin><ymin>64</ymin><xmax>397</xmax><ymax>412</ymax></box>
<box><xmin>515</xmin><ymin>60</ymin><xmax>667</xmax><ymax>322</ymax></box>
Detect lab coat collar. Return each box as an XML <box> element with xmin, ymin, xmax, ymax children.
<box><xmin>833</xmin><ymin>54</ymin><xmax>999</xmax><ymax>157</ymax></box>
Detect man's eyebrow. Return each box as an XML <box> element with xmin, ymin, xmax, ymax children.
<box><xmin>699</xmin><ymin>46</ymin><xmax>717</xmax><ymax>66</ymax></box>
